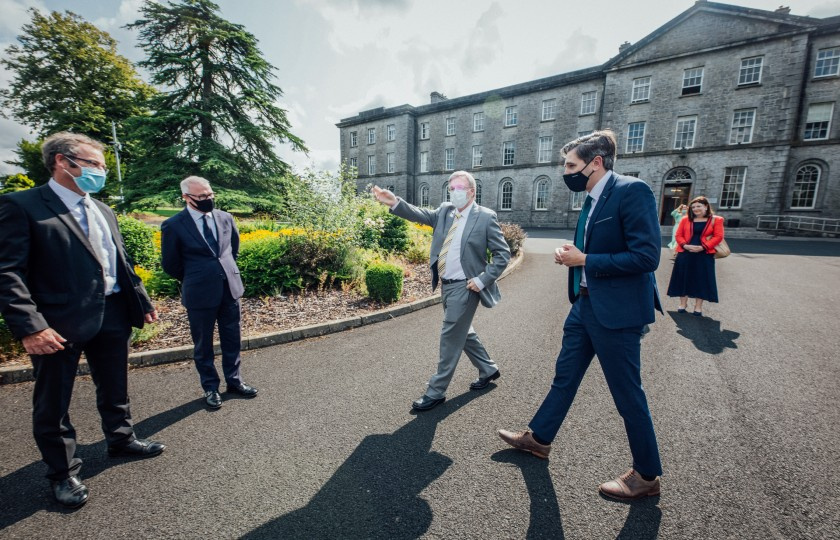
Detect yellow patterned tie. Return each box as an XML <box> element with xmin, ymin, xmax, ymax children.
<box><xmin>437</xmin><ymin>213</ymin><xmax>461</xmax><ymax>278</ymax></box>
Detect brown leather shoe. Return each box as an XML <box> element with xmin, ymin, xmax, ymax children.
<box><xmin>497</xmin><ymin>429</ymin><xmax>551</xmax><ymax>459</ymax></box>
<box><xmin>599</xmin><ymin>469</ymin><xmax>661</xmax><ymax>500</ymax></box>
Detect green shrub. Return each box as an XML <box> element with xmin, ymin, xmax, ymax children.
<box><xmin>379</xmin><ymin>213</ymin><xmax>410</xmax><ymax>252</ymax></box>
<box><xmin>280</xmin><ymin>233</ymin><xmax>352</xmax><ymax>288</ymax></box>
<box><xmin>146</xmin><ymin>266</ymin><xmax>181</xmax><ymax>298</ymax></box>
<box><xmin>0</xmin><ymin>173</ymin><xmax>35</xmax><ymax>194</ymax></box>
<box><xmin>500</xmin><ymin>222</ymin><xmax>527</xmax><ymax>256</ymax></box>
<box><xmin>0</xmin><ymin>315</ymin><xmax>25</xmax><ymax>362</ymax></box>
<box><xmin>237</xmin><ymin>236</ymin><xmax>302</xmax><ymax>296</ymax></box>
<box><xmin>405</xmin><ymin>224</ymin><xmax>432</xmax><ymax>264</ymax></box>
<box><xmin>117</xmin><ymin>215</ymin><xmax>157</xmax><ymax>268</ymax></box>
<box><xmin>365</xmin><ymin>262</ymin><xmax>404</xmax><ymax>303</ymax></box>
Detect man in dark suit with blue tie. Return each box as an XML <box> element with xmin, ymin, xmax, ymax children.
<box><xmin>0</xmin><ymin>132</ymin><xmax>165</xmax><ymax>508</ymax></box>
<box><xmin>161</xmin><ymin>176</ymin><xmax>257</xmax><ymax>409</ymax></box>
<box><xmin>499</xmin><ymin>130</ymin><xmax>664</xmax><ymax>501</ymax></box>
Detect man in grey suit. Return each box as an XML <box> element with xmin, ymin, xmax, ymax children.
<box><xmin>161</xmin><ymin>176</ymin><xmax>257</xmax><ymax>409</ymax></box>
<box><xmin>373</xmin><ymin>171</ymin><xmax>510</xmax><ymax>411</ymax></box>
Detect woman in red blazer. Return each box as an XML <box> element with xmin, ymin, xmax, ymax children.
<box><xmin>667</xmin><ymin>196</ymin><xmax>724</xmax><ymax>316</ymax></box>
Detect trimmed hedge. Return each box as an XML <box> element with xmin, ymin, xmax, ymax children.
<box><xmin>365</xmin><ymin>262</ymin><xmax>404</xmax><ymax>303</ymax></box>
<box><xmin>118</xmin><ymin>215</ymin><xmax>157</xmax><ymax>268</ymax></box>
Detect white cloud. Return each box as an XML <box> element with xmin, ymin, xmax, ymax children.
<box><xmin>0</xmin><ymin>0</ymin><xmax>46</xmax><ymax>36</ymax></box>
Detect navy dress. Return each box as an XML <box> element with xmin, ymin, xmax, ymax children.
<box><xmin>667</xmin><ymin>221</ymin><xmax>718</xmax><ymax>302</ymax></box>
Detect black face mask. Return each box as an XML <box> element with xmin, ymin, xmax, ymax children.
<box><xmin>187</xmin><ymin>196</ymin><xmax>214</xmax><ymax>213</ymax></box>
<box><xmin>563</xmin><ymin>158</ymin><xmax>595</xmax><ymax>192</ymax></box>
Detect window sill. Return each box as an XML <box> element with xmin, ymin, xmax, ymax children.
<box><xmin>812</xmin><ymin>74</ymin><xmax>839</xmax><ymax>81</ymax></box>
<box><xmin>802</xmin><ymin>137</ymin><xmax>829</xmax><ymax>142</ymax></box>
<box><xmin>630</xmin><ymin>100</ymin><xmax>650</xmax><ymax>105</ymax></box>
<box><xmin>541</xmin><ymin>118</ymin><xmax>556</xmax><ymax>122</ymax></box>
<box><xmin>578</xmin><ymin>112</ymin><xmax>596</xmax><ymax>117</ymax></box>
<box><xmin>504</xmin><ymin>124</ymin><xmax>518</xmax><ymax>128</ymax></box>
<box><xmin>679</xmin><ymin>92</ymin><xmax>702</xmax><ymax>98</ymax></box>
<box><xmin>533</xmin><ymin>208</ymin><xmax>549</xmax><ymax>212</ymax></box>
<box><xmin>736</xmin><ymin>83</ymin><xmax>761</xmax><ymax>89</ymax></box>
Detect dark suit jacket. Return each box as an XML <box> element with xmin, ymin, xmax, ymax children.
<box><xmin>0</xmin><ymin>184</ymin><xmax>153</xmax><ymax>342</ymax></box>
<box><xmin>391</xmin><ymin>199</ymin><xmax>510</xmax><ymax>308</ymax></box>
<box><xmin>570</xmin><ymin>172</ymin><xmax>664</xmax><ymax>329</ymax></box>
<box><xmin>160</xmin><ymin>208</ymin><xmax>244</xmax><ymax>310</ymax></box>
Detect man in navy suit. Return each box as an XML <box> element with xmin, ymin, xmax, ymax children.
<box><xmin>161</xmin><ymin>176</ymin><xmax>257</xmax><ymax>409</ymax></box>
<box><xmin>498</xmin><ymin>130</ymin><xmax>664</xmax><ymax>500</ymax></box>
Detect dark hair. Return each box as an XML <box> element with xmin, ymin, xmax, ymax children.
<box><xmin>42</xmin><ymin>132</ymin><xmax>104</xmax><ymax>174</ymax></box>
<box><xmin>561</xmin><ymin>129</ymin><xmax>616</xmax><ymax>170</ymax></box>
<box><xmin>688</xmin><ymin>195</ymin><xmax>714</xmax><ymax>218</ymax></box>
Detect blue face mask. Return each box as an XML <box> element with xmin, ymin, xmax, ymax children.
<box><xmin>64</xmin><ymin>166</ymin><xmax>107</xmax><ymax>194</ymax></box>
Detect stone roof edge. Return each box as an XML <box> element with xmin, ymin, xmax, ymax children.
<box><xmin>336</xmin><ymin>66</ymin><xmax>604</xmax><ymax>127</ymax></box>
<box><xmin>603</xmin><ymin>1</ymin><xmax>822</xmax><ymax>70</ymax></box>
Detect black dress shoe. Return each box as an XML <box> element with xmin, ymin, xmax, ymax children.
<box><xmin>412</xmin><ymin>394</ymin><xmax>445</xmax><ymax>411</ymax></box>
<box><xmin>226</xmin><ymin>382</ymin><xmax>258</xmax><ymax>398</ymax></box>
<box><xmin>205</xmin><ymin>390</ymin><xmax>223</xmax><ymax>409</ymax></box>
<box><xmin>108</xmin><ymin>438</ymin><xmax>166</xmax><ymax>458</ymax></box>
<box><xmin>469</xmin><ymin>370</ymin><xmax>501</xmax><ymax>390</ymax></box>
<box><xmin>51</xmin><ymin>475</ymin><xmax>89</xmax><ymax>508</ymax></box>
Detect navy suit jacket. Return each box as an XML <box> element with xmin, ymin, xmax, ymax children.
<box><xmin>0</xmin><ymin>184</ymin><xmax>153</xmax><ymax>342</ymax></box>
<box><xmin>570</xmin><ymin>172</ymin><xmax>663</xmax><ymax>329</ymax></box>
<box><xmin>160</xmin><ymin>208</ymin><xmax>244</xmax><ymax>310</ymax></box>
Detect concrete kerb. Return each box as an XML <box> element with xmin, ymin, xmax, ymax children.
<box><xmin>0</xmin><ymin>251</ymin><xmax>525</xmax><ymax>385</ymax></box>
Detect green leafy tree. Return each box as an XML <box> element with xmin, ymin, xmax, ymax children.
<box><xmin>8</xmin><ymin>139</ymin><xmax>49</xmax><ymax>186</ymax></box>
<box><xmin>0</xmin><ymin>9</ymin><xmax>155</xmax><ymax>140</ymax></box>
<box><xmin>126</xmin><ymin>0</ymin><xmax>306</xmax><ymax>202</ymax></box>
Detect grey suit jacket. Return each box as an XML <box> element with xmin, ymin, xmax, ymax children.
<box><xmin>160</xmin><ymin>208</ymin><xmax>244</xmax><ymax>310</ymax></box>
<box><xmin>391</xmin><ymin>198</ymin><xmax>510</xmax><ymax>308</ymax></box>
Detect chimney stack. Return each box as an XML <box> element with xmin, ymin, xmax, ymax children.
<box><xmin>430</xmin><ymin>91</ymin><xmax>448</xmax><ymax>103</ymax></box>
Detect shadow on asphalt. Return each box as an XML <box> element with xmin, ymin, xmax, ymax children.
<box><xmin>0</xmin><ymin>398</ymin><xmax>206</xmax><ymax>529</ymax></box>
<box><xmin>670</xmin><ymin>311</ymin><xmax>740</xmax><ymax>354</ymax></box>
<box><xmin>491</xmin><ymin>449</ymin><xmax>564</xmax><ymax>539</ymax></box>
<box><xmin>241</xmin><ymin>390</ymin><xmax>487</xmax><ymax>539</ymax></box>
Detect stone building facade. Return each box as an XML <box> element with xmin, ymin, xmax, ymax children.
<box><xmin>336</xmin><ymin>1</ymin><xmax>840</xmax><ymax>230</ymax></box>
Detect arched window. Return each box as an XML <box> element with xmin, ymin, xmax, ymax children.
<box><xmin>420</xmin><ymin>184</ymin><xmax>430</xmax><ymax>207</ymax></box>
<box><xmin>499</xmin><ymin>180</ymin><xmax>513</xmax><ymax>210</ymax></box>
<box><xmin>666</xmin><ymin>168</ymin><xmax>693</xmax><ymax>181</ymax></box>
<box><xmin>534</xmin><ymin>178</ymin><xmax>549</xmax><ymax>210</ymax></box>
<box><xmin>475</xmin><ymin>181</ymin><xmax>482</xmax><ymax>205</ymax></box>
<box><xmin>792</xmin><ymin>165</ymin><xmax>820</xmax><ymax>209</ymax></box>
<box><xmin>442</xmin><ymin>182</ymin><xmax>451</xmax><ymax>203</ymax></box>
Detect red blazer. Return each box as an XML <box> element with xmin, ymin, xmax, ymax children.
<box><xmin>674</xmin><ymin>215</ymin><xmax>724</xmax><ymax>254</ymax></box>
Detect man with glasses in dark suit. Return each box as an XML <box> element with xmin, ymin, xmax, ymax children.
<box><xmin>0</xmin><ymin>132</ymin><xmax>165</xmax><ymax>508</ymax></box>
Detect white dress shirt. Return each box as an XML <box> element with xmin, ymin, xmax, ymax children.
<box><xmin>49</xmin><ymin>179</ymin><xmax>120</xmax><ymax>295</ymax></box>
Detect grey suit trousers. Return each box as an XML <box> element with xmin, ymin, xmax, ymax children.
<box><xmin>426</xmin><ymin>281</ymin><xmax>498</xmax><ymax>399</ymax></box>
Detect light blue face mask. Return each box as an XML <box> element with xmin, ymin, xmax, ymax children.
<box><xmin>64</xmin><ymin>166</ymin><xmax>107</xmax><ymax>193</ymax></box>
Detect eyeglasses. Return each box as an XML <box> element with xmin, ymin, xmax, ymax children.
<box><xmin>64</xmin><ymin>155</ymin><xmax>108</xmax><ymax>174</ymax></box>
<box><xmin>185</xmin><ymin>193</ymin><xmax>215</xmax><ymax>202</ymax></box>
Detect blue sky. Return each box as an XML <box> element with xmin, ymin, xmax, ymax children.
<box><xmin>1</xmin><ymin>0</ymin><xmax>839</xmax><ymax>176</ymax></box>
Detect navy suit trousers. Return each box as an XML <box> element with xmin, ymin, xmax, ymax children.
<box><xmin>186</xmin><ymin>281</ymin><xmax>243</xmax><ymax>392</ymax></box>
<box><xmin>529</xmin><ymin>295</ymin><xmax>662</xmax><ymax>477</ymax></box>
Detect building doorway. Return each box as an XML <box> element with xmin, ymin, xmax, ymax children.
<box><xmin>660</xmin><ymin>169</ymin><xmax>694</xmax><ymax>225</ymax></box>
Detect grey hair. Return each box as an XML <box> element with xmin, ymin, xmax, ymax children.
<box><xmin>561</xmin><ymin>129</ymin><xmax>617</xmax><ymax>171</ymax></box>
<box><xmin>180</xmin><ymin>176</ymin><xmax>212</xmax><ymax>194</ymax></box>
<box><xmin>448</xmin><ymin>170</ymin><xmax>476</xmax><ymax>190</ymax></box>
<box><xmin>42</xmin><ymin>132</ymin><xmax>104</xmax><ymax>174</ymax></box>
